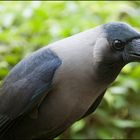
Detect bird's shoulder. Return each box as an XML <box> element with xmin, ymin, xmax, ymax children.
<box><xmin>4</xmin><ymin>48</ymin><xmax>61</xmax><ymax>84</ymax></box>
<box><xmin>0</xmin><ymin>48</ymin><xmax>62</xmax><ymax>137</ymax></box>
<box><xmin>0</xmin><ymin>48</ymin><xmax>62</xmax><ymax>118</ymax></box>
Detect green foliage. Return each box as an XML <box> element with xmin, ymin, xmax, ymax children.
<box><xmin>0</xmin><ymin>1</ymin><xmax>140</xmax><ymax>139</ymax></box>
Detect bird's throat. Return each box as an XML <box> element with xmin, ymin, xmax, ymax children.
<box><xmin>93</xmin><ymin>62</ymin><xmax>123</xmax><ymax>84</ymax></box>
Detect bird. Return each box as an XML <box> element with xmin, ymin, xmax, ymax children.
<box><xmin>0</xmin><ymin>22</ymin><xmax>140</xmax><ymax>139</ymax></box>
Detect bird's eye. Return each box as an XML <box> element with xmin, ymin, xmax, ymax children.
<box><xmin>113</xmin><ymin>39</ymin><xmax>125</xmax><ymax>51</ymax></box>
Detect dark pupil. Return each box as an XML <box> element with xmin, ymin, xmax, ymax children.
<box><xmin>113</xmin><ymin>40</ymin><xmax>124</xmax><ymax>50</ymax></box>
<box><xmin>114</xmin><ymin>40</ymin><xmax>122</xmax><ymax>47</ymax></box>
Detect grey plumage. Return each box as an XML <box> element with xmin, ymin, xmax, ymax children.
<box><xmin>0</xmin><ymin>22</ymin><xmax>140</xmax><ymax>139</ymax></box>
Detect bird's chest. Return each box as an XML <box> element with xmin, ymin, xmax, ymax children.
<box><xmin>38</xmin><ymin>68</ymin><xmax>106</xmax><ymax>133</ymax></box>
<box><xmin>52</xmin><ymin>75</ymin><xmax>105</xmax><ymax>119</ymax></box>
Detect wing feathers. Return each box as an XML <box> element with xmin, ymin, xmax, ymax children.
<box><xmin>0</xmin><ymin>48</ymin><xmax>62</xmax><ymax>138</ymax></box>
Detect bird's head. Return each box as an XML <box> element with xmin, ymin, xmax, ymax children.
<box><xmin>93</xmin><ymin>22</ymin><xmax>140</xmax><ymax>82</ymax></box>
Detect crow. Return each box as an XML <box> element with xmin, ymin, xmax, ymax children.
<box><xmin>0</xmin><ymin>22</ymin><xmax>140</xmax><ymax>139</ymax></box>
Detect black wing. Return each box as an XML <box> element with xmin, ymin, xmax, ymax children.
<box><xmin>0</xmin><ymin>48</ymin><xmax>62</xmax><ymax>137</ymax></box>
<box><xmin>82</xmin><ymin>90</ymin><xmax>106</xmax><ymax>118</ymax></box>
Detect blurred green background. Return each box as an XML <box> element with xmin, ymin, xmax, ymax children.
<box><xmin>0</xmin><ymin>1</ymin><xmax>140</xmax><ymax>139</ymax></box>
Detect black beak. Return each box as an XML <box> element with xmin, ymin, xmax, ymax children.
<box><xmin>124</xmin><ymin>37</ymin><xmax>140</xmax><ymax>63</ymax></box>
